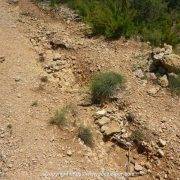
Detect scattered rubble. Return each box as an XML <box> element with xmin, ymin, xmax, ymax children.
<box><xmin>151</xmin><ymin>44</ymin><xmax>180</xmax><ymax>74</ymax></box>
<box><xmin>146</xmin><ymin>72</ymin><xmax>157</xmax><ymax>81</ymax></box>
<box><xmin>95</xmin><ymin>109</ymin><xmax>107</xmax><ymax>117</ymax></box>
<box><xmin>133</xmin><ymin>44</ymin><xmax>180</xmax><ymax>95</ymax></box>
<box><xmin>101</xmin><ymin>121</ymin><xmax>122</xmax><ymax>136</ymax></box>
<box><xmin>158</xmin><ymin>139</ymin><xmax>166</xmax><ymax>147</ymax></box>
<box><xmin>147</xmin><ymin>87</ymin><xmax>160</xmax><ymax>96</ymax></box>
<box><xmin>43</xmin><ymin>62</ymin><xmax>63</xmax><ymax>74</ymax></box>
<box><xmin>1</xmin><ymin>1</ymin><xmax>179</xmax><ymax>179</ymax></box>
<box><xmin>49</xmin><ymin>38</ymin><xmax>73</xmax><ymax>50</ymax></box>
<box><xmin>53</xmin><ymin>53</ymin><xmax>62</xmax><ymax>61</ymax></box>
<box><xmin>163</xmin><ymin>54</ymin><xmax>180</xmax><ymax>73</ymax></box>
<box><xmin>158</xmin><ymin>75</ymin><xmax>169</xmax><ymax>87</ymax></box>
<box><xmin>112</xmin><ymin>134</ymin><xmax>133</xmax><ymax>150</ymax></box>
<box><xmin>134</xmin><ymin>163</ymin><xmax>143</xmax><ymax>172</ymax></box>
<box><xmin>67</xmin><ymin>150</ymin><xmax>73</xmax><ymax>156</ymax></box>
<box><xmin>7</xmin><ymin>0</ymin><xmax>18</xmax><ymax>4</ymax></box>
<box><xmin>157</xmin><ymin>149</ymin><xmax>165</xmax><ymax>158</ymax></box>
<box><xmin>95</xmin><ymin>117</ymin><xmax>110</xmax><ymax>126</ymax></box>
<box><xmin>134</xmin><ymin>69</ymin><xmax>144</xmax><ymax>79</ymax></box>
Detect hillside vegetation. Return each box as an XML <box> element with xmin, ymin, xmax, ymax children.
<box><xmin>1</xmin><ymin>0</ymin><xmax>180</xmax><ymax>179</ymax></box>
<box><xmin>56</xmin><ymin>0</ymin><xmax>180</xmax><ymax>46</ymax></box>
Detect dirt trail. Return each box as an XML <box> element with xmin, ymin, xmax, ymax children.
<box><xmin>0</xmin><ymin>0</ymin><xmax>179</xmax><ymax>180</ymax></box>
<box><xmin>0</xmin><ymin>1</ymin><xmax>57</xmax><ymax>178</ymax></box>
<box><xmin>0</xmin><ymin>1</ymin><xmax>128</xmax><ymax>179</ymax></box>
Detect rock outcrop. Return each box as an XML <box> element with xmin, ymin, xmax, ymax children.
<box><xmin>151</xmin><ymin>45</ymin><xmax>180</xmax><ymax>73</ymax></box>
<box><xmin>163</xmin><ymin>54</ymin><xmax>180</xmax><ymax>73</ymax></box>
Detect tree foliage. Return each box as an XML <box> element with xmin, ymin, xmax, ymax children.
<box><xmin>65</xmin><ymin>0</ymin><xmax>180</xmax><ymax>46</ymax></box>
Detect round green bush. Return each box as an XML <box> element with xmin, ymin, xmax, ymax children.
<box><xmin>90</xmin><ymin>71</ymin><xmax>123</xmax><ymax>104</ymax></box>
<box><xmin>78</xmin><ymin>126</ymin><xmax>93</xmax><ymax>147</ymax></box>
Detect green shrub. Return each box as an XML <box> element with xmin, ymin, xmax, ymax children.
<box><xmin>66</xmin><ymin>0</ymin><xmax>136</xmax><ymax>39</ymax></box>
<box><xmin>90</xmin><ymin>72</ymin><xmax>123</xmax><ymax>104</ymax></box>
<box><xmin>141</xmin><ymin>28</ymin><xmax>164</xmax><ymax>46</ymax></box>
<box><xmin>169</xmin><ymin>73</ymin><xmax>180</xmax><ymax>95</ymax></box>
<box><xmin>65</xmin><ymin>0</ymin><xmax>180</xmax><ymax>45</ymax></box>
<box><xmin>78</xmin><ymin>126</ymin><xmax>93</xmax><ymax>147</ymax></box>
<box><xmin>50</xmin><ymin>0</ymin><xmax>60</xmax><ymax>7</ymax></box>
<box><xmin>130</xmin><ymin>129</ymin><xmax>144</xmax><ymax>143</ymax></box>
<box><xmin>50</xmin><ymin>107</ymin><xmax>68</xmax><ymax>127</ymax></box>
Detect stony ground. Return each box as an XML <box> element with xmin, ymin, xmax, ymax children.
<box><xmin>0</xmin><ymin>0</ymin><xmax>179</xmax><ymax>180</ymax></box>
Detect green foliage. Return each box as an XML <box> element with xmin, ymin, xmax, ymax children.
<box><xmin>78</xmin><ymin>126</ymin><xmax>93</xmax><ymax>147</ymax></box>
<box><xmin>50</xmin><ymin>0</ymin><xmax>60</xmax><ymax>7</ymax></box>
<box><xmin>37</xmin><ymin>0</ymin><xmax>60</xmax><ymax>7</ymax></box>
<box><xmin>65</xmin><ymin>0</ymin><xmax>180</xmax><ymax>45</ymax></box>
<box><xmin>50</xmin><ymin>107</ymin><xmax>68</xmax><ymax>127</ymax></box>
<box><xmin>166</xmin><ymin>0</ymin><xmax>180</xmax><ymax>9</ymax></box>
<box><xmin>90</xmin><ymin>72</ymin><xmax>123</xmax><ymax>104</ymax></box>
<box><xmin>130</xmin><ymin>129</ymin><xmax>144</xmax><ymax>143</ymax></box>
<box><xmin>7</xmin><ymin>124</ymin><xmax>12</xmax><ymax>129</ymax></box>
<box><xmin>169</xmin><ymin>73</ymin><xmax>180</xmax><ymax>95</ymax></box>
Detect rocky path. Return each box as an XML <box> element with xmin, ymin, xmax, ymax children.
<box><xmin>0</xmin><ymin>1</ymin><xmax>129</xmax><ymax>179</ymax></box>
<box><xmin>0</xmin><ymin>0</ymin><xmax>180</xmax><ymax>180</ymax></box>
<box><xmin>0</xmin><ymin>0</ymin><xmax>58</xmax><ymax>178</ymax></box>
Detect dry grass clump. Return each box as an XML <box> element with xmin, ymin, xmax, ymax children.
<box><xmin>78</xmin><ymin>126</ymin><xmax>93</xmax><ymax>147</ymax></box>
<box><xmin>90</xmin><ymin>71</ymin><xmax>123</xmax><ymax>104</ymax></box>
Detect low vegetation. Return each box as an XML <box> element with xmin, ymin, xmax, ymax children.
<box><xmin>40</xmin><ymin>75</ymin><xmax>48</xmax><ymax>83</ymax></box>
<box><xmin>49</xmin><ymin>0</ymin><xmax>60</xmax><ymax>7</ymax></box>
<box><xmin>37</xmin><ymin>0</ymin><xmax>60</xmax><ymax>7</ymax></box>
<box><xmin>130</xmin><ymin>129</ymin><xmax>144</xmax><ymax>143</ymax></box>
<box><xmin>7</xmin><ymin>124</ymin><xmax>12</xmax><ymax>129</ymax></box>
<box><xmin>50</xmin><ymin>107</ymin><xmax>69</xmax><ymax>127</ymax></box>
<box><xmin>37</xmin><ymin>0</ymin><xmax>180</xmax><ymax>46</ymax></box>
<box><xmin>64</xmin><ymin>0</ymin><xmax>180</xmax><ymax>46</ymax></box>
<box><xmin>90</xmin><ymin>71</ymin><xmax>123</xmax><ymax>104</ymax></box>
<box><xmin>169</xmin><ymin>73</ymin><xmax>180</xmax><ymax>95</ymax></box>
<box><xmin>31</xmin><ymin>100</ymin><xmax>38</xmax><ymax>107</ymax></box>
<box><xmin>78</xmin><ymin>126</ymin><xmax>93</xmax><ymax>147</ymax></box>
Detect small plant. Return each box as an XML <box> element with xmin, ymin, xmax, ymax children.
<box><xmin>40</xmin><ymin>75</ymin><xmax>48</xmax><ymax>83</ymax></box>
<box><xmin>31</xmin><ymin>100</ymin><xmax>38</xmax><ymax>107</ymax></box>
<box><xmin>7</xmin><ymin>124</ymin><xmax>12</xmax><ymax>129</ymax></box>
<box><xmin>130</xmin><ymin>129</ymin><xmax>144</xmax><ymax>143</ymax></box>
<box><xmin>90</xmin><ymin>71</ymin><xmax>123</xmax><ymax>104</ymax></box>
<box><xmin>78</xmin><ymin>126</ymin><xmax>93</xmax><ymax>147</ymax></box>
<box><xmin>50</xmin><ymin>107</ymin><xmax>68</xmax><ymax>127</ymax></box>
<box><xmin>169</xmin><ymin>73</ymin><xmax>180</xmax><ymax>95</ymax></box>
